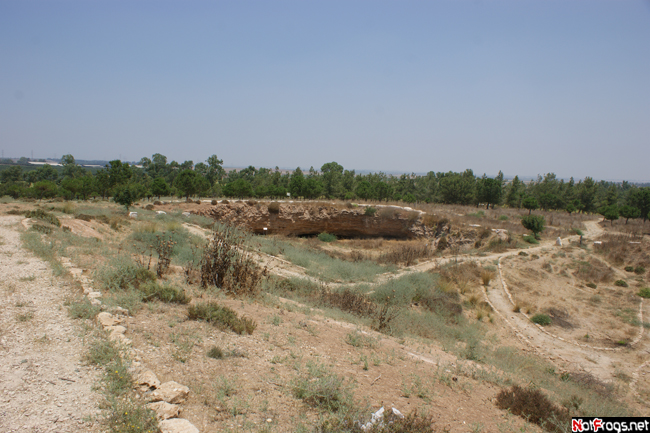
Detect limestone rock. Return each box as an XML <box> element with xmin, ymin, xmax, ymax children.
<box><xmin>87</xmin><ymin>291</ymin><xmax>102</xmax><ymax>299</ymax></box>
<box><xmin>97</xmin><ymin>312</ymin><xmax>121</xmax><ymax>327</ymax></box>
<box><xmin>159</xmin><ymin>418</ymin><xmax>198</xmax><ymax>433</ymax></box>
<box><xmin>137</xmin><ymin>370</ymin><xmax>161</xmax><ymax>389</ymax></box>
<box><xmin>147</xmin><ymin>401</ymin><xmax>179</xmax><ymax>420</ymax></box>
<box><xmin>90</xmin><ymin>298</ymin><xmax>102</xmax><ymax>306</ymax></box>
<box><xmin>196</xmin><ymin>202</ymin><xmax>433</xmax><ymax>238</ymax></box>
<box><xmin>150</xmin><ymin>381</ymin><xmax>190</xmax><ymax>404</ymax></box>
<box><xmin>556</xmin><ymin>237</ymin><xmax>562</xmax><ymax>246</ymax></box>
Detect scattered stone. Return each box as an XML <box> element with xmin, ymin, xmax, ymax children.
<box><xmin>159</xmin><ymin>418</ymin><xmax>199</xmax><ymax>433</ymax></box>
<box><xmin>111</xmin><ymin>306</ymin><xmax>129</xmax><ymax>316</ymax></box>
<box><xmin>90</xmin><ymin>299</ymin><xmax>102</xmax><ymax>306</ymax></box>
<box><xmin>147</xmin><ymin>401</ymin><xmax>179</xmax><ymax>420</ymax></box>
<box><xmin>137</xmin><ymin>370</ymin><xmax>161</xmax><ymax>390</ymax></box>
<box><xmin>87</xmin><ymin>292</ymin><xmax>102</xmax><ymax>299</ymax></box>
<box><xmin>150</xmin><ymin>381</ymin><xmax>190</xmax><ymax>404</ymax></box>
<box><xmin>181</xmin><ymin>212</ymin><xmax>191</xmax><ymax>217</ymax></box>
<box><xmin>96</xmin><ymin>312</ymin><xmax>120</xmax><ymax>328</ymax></box>
<box><xmin>129</xmin><ymin>212</ymin><xmax>138</xmax><ymax>218</ymax></box>
<box><xmin>156</xmin><ymin>211</ymin><xmax>167</xmax><ymax>215</ymax></box>
<box><xmin>556</xmin><ymin>237</ymin><xmax>562</xmax><ymax>246</ymax></box>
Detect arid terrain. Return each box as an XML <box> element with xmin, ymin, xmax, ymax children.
<box><xmin>1</xmin><ymin>197</ymin><xmax>648</xmax><ymax>433</ymax></box>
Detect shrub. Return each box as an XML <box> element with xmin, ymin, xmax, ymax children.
<box><xmin>102</xmin><ymin>397</ymin><xmax>159</xmax><ymax>433</ymax></box>
<box><xmin>481</xmin><ymin>269</ymin><xmax>495</xmax><ymax>286</ymax></box>
<box><xmin>634</xmin><ymin>266</ymin><xmax>646</xmax><ymax>275</ymax></box>
<box><xmin>188</xmin><ymin>301</ymin><xmax>256</xmax><ymax>334</ymax></box>
<box><xmin>521</xmin><ymin>215</ymin><xmax>545</xmax><ymax>239</ymax></box>
<box><xmin>638</xmin><ymin>288</ymin><xmax>650</xmax><ymax>299</ymax></box>
<box><xmin>518</xmin><ymin>251</ymin><xmax>528</xmax><ymax>257</ymax></box>
<box><xmin>140</xmin><ymin>282</ymin><xmax>190</xmax><ymax>304</ymax></box>
<box><xmin>498</xmin><ymin>215</ymin><xmax>509</xmax><ymax>221</ymax></box>
<box><xmin>586</xmin><ymin>282</ymin><xmax>597</xmax><ymax>289</ymax></box>
<box><xmin>211</xmin><ymin>199</ymin><xmax>218</xmax><ymax>205</ymax></box>
<box><xmin>531</xmin><ymin>314</ymin><xmax>552</xmax><ymax>326</ymax></box>
<box><xmin>495</xmin><ymin>385</ymin><xmax>569</xmax><ymax>433</ymax></box>
<box><xmin>268</xmin><ymin>202</ymin><xmax>281</xmax><ymax>213</ymax></box>
<box><xmin>25</xmin><ymin>209</ymin><xmax>61</xmax><ymax>227</ymax></box>
<box><xmin>523</xmin><ymin>235</ymin><xmax>539</xmax><ymax>244</ymax></box>
<box><xmin>624</xmin><ymin>266</ymin><xmax>634</xmax><ymax>272</ymax></box>
<box><xmin>379</xmin><ymin>243</ymin><xmax>431</xmax><ymax>266</ymax></box>
<box><xmin>291</xmin><ymin>362</ymin><xmax>354</xmax><ymax>412</ymax></box>
<box><xmin>614</xmin><ymin>280</ymin><xmax>628</xmax><ymax>287</ymax></box>
<box><xmin>68</xmin><ymin>298</ymin><xmax>101</xmax><ymax>319</ymax></box>
<box><xmin>95</xmin><ymin>257</ymin><xmax>156</xmax><ymax>291</ymax></box>
<box><xmin>317</xmin><ymin>410</ymin><xmax>435</xmax><ymax>433</ymax></box>
<box><xmin>207</xmin><ymin>346</ymin><xmax>224</xmax><ymax>359</ymax></box>
<box><xmin>572</xmin><ymin>228</ymin><xmax>584</xmax><ymax>236</ymax></box>
<box><xmin>199</xmin><ymin>224</ymin><xmax>266</xmax><ymax>296</ymax></box>
<box><xmin>364</xmin><ymin>206</ymin><xmax>377</xmax><ymax>216</ymax></box>
<box><xmin>318</xmin><ymin>232</ymin><xmax>338</xmax><ymax>242</ymax></box>
<box><xmin>153</xmin><ymin>200</ymin><xmax>162</xmax><ymax>205</ymax></box>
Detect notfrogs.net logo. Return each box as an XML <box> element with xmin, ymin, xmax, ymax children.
<box><xmin>572</xmin><ymin>417</ymin><xmax>650</xmax><ymax>433</ymax></box>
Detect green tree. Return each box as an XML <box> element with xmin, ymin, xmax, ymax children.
<box><xmin>320</xmin><ymin>161</ymin><xmax>344</xmax><ymax>198</ymax></box>
<box><xmin>522</xmin><ymin>196</ymin><xmax>539</xmax><ymax>215</ymax></box>
<box><xmin>1</xmin><ymin>165</ymin><xmax>23</xmax><ymax>182</ymax></box>
<box><xmin>505</xmin><ymin>175</ymin><xmax>524</xmax><ymax>208</ymax></box>
<box><xmin>31</xmin><ymin>180</ymin><xmax>58</xmax><ymax>200</ymax></box>
<box><xmin>174</xmin><ymin>169</ymin><xmax>200</xmax><ymax>199</ymax></box>
<box><xmin>521</xmin><ymin>215</ymin><xmax>545</xmax><ymax>239</ymax></box>
<box><xmin>151</xmin><ymin>177</ymin><xmax>170</xmax><ymax>199</ymax></box>
<box><xmin>113</xmin><ymin>184</ymin><xmax>141</xmax><ymax>211</ymax></box>
<box><xmin>477</xmin><ymin>175</ymin><xmax>503</xmax><ymax>209</ymax></box>
<box><xmin>289</xmin><ymin>167</ymin><xmax>305</xmax><ymax>197</ymax></box>
<box><xmin>619</xmin><ymin>205</ymin><xmax>641</xmax><ymax>224</ymax></box>
<box><xmin>355</xmin><ymin>180</ymin><xmax>374</xmax><ymax>200</ymax></box>
<box><xmin>628</xmin><ymin>187</ymin><xmax>650</xmax><ymax>223</ymax></box>
<box><xmin>206</xmin><ymin>154</ymin><xmax>225</xmax><ymax>185</ymax></box>
<box><xmin>223</xmin><ymin>178</ymin><xmax>254</xmax><ymax>198</ymax></box>
<box><xmin>598</xmin><ymin>205</ymin><xmax>619</xmax><ymax>226</ymax></box>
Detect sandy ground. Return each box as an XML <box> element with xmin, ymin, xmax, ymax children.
<box><xmin>0</xmin><ymin>215</ymin><xmax>101</xmax><ymax>433</ymax></box>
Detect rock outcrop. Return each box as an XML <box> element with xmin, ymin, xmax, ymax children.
<box><xmin>195</xmin><ymin>202</ymin><xmax>437</xmax><ymax>239</ymax></box>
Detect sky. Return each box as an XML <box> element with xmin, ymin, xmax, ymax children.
<box><xmin>1</xmin><ymin>1</ymin><xmax>649</xmax><ymax>181</ymax></box>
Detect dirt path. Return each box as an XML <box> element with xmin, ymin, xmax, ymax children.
<box><xmin>0</xmin><ymin>216</ymin><xmax>100</xmax><ymax>433</ymax></box>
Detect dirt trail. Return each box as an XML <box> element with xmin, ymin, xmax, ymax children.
<box><xmin>0</xmin><ymin>216</ymin><xmax>100</xmax><ymax>433</ymax></box>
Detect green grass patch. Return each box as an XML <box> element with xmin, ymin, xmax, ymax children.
<box><xmin>531</xmin><ymin>314</ymin><xmax>552</xmax><ymax>326</ymax></box>
<box><xmin>140</xmin><ymin>281</ymin><xmax>190</xmax><ymax>304</ymax></box>
<box><xmin>318</xmin><ymin>232</ymin><xmax>337</xmax><ymax>242</ymax></box>
<box><xmin>188</xmin><ymin>301</ymin><xmax>256</xmax><ymax>335</ymax></box>
<box><xmin>523</xmin><ymin>235</ymin><xmax>539</xmax><ymax>244</ymax></box>
<box><xmin>291</xmin><ymin>362</ymin><xmax>354</xmax><ymax>413</ymax></box>
<box><xmin>638</xmin><ymin>288</ymin><xmax>650</xmax><ymax>299</ymax></box>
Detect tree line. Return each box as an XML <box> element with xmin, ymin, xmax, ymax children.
<box><xmin>1</xmin><ymin>154</ymin><xmax>649</xmax><ymax>222</ymax></box>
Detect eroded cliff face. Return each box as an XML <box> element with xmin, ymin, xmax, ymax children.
<box><xmin>194</xmin><ymin>202</ymin><xmax>436</xmax><ymax>238</ymax></box>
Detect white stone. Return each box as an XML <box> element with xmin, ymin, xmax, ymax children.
<box><xmin>97</xmin><ymin>312</ymin><xmax>120</xmax><ymax>327</ymax></box>
<box><xmin>146</xmin><ymin>401</ymin><xmax>179</xmax><ymax>420</ymax></box>
<box><xmin>137</xmin><ymin>370</ymin><xmax>161</xmax><ymax>389</ymax></box>
<box><xmin>181</xmin><ymin>212</ymin><xmax>191</xmax><ymax>217</ymax></box>
<box><xmin>87</xmin><ymin>292</ymin><xmax>102</xmax><ymax>299</ymax></box>
<box><xmin>129</xmin><ymin>212</ymin><xmax>138</xmax><ymax>218</ymax></box>
<box><xmin>556</xmin><ymin>237</ymin><xmax>562</xmax><ymax>246</ymax></box>
<box><xmin>159</xmin><ymin>418</ymin><xmax>199</xmax><ymax>433</ymax></box>
<box><xmin>90</xmin><ymin>298</ymin><xmax>102</xmax><ymax>306</ymax></box>
<box><xmin>156</xmin><ymin>211</ymin><xmax>167</xmax><ymax>215</ymax></box>
<box><xmin>150</xmin><ymin>381</ymin><xmax>190</xmax><ymax>404</ymax></box>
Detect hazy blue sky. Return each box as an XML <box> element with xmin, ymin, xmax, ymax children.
<box><xmin>2</xmin><ymin>1</ymin><xmax>649</xmax><ymax>181</ymax></box>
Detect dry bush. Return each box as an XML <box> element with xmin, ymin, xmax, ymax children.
<box><xmin>567</xmin><ymin>372</ymin><xmax>614</xmax><ymax>397</ymax></box>
<box><xmin>379</xmin><ymin>243</ymin><xmax>432</xmax><ymax>266</ymax></box>
<box><xmin>573</xmin><ymin>258</ymin><xmax>614</xmax><ymax>283</ymax></box>
<box><xmin>267</xmin><ymin>202</ymin><xmax>281</xmax><ymax>213</ymax></box>
<box><xmin>545</xmin><ymin>307</ymin><xmax>574</xmax><ymax>329</ymax></box>
<box><xmin>188</xmin><ymin>301</ymin><xmax>256</xmax><ymax>334</ymax></box>
<box><xmin>320</xmin><ymin>287</ymin><xmax>376</xmax><ymax>317</ymax></box>
<box><xmin>349</xmin><ymin>250</ymin><xmax>367</xmax><ymax>262</ymax></box>
<box><xmin>595</xmin><ymin>234</ymin><xmax>650</xmax><ymax>268</ymax></box>
<box><xmin>495</xmin><ymin>385</ymin><xmax>569</xmax><ymax>433</ymax></box>
<box><xmin>199</xmin><ymin>224</ymin><xmax>267</xmax><ymax>296</ymax></box>
<box><xmin>438</xmin><ymin>261</ymin><xmax>481</xmax><ymax>289</ymax></box>
<box><xmin>481</xmin><ymin>269</ymin><xmax>495</xmax><ymax>286</ymax></box>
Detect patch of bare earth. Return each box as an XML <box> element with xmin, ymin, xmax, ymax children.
<box><xmin>0</xmin><ymin>216</ymin><xmax>101</xmax><ymax>432</ymax></box>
